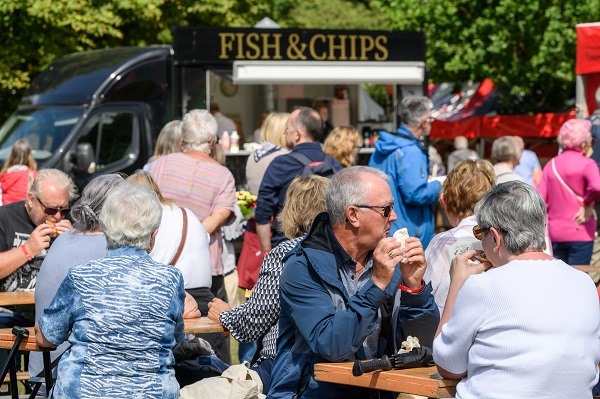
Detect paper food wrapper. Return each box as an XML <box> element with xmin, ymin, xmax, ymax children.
<box><xmin>393</xmin><ymin>228</ymin><xmax>409</xmax><ymax>250</ymax></box>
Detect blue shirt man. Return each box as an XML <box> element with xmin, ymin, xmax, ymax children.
<box><xmin>369</xmin><ymin>96</ymin><xmax>442</xmax><ymax>248</ymax></box>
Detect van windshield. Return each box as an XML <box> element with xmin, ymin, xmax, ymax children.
<box><xmin>0</xmin><ymin>107</ymin><xmax>83</xmax><ymax>161</ymax></box>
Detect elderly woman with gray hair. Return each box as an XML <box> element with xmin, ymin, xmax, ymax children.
<box><xmin>149</xmin><ymin>109</ymin><xmax>236</xmax><ymax>363</ymax></box>
<box><xmin>30</xmin><ymin>173</ymin><xmax>125</xmax><ymax>384</ymax></box>
<box><xmin>433</xmin><ymin>181</ymin><xmax>600</xmax><ymax>398</ymax></box>
<box><xmin>149</xmin><ymin>110</ymin><xmax>235</xmax><ymax>304</ymax></box>
<box><xmin>35</xmin><ymin>184</ymin><xmax>186</xmax><ymax>399</ymax></box>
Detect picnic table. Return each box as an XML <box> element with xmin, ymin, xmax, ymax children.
<box><xmin>314</xmin><ymin>362</ymin><xmax>458</xmax><ymax>398</ymax></box>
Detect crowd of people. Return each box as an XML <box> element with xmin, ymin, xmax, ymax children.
<box><xmin>0</xmin><ymin>95</ymin><xmax>595</xmax><ymax>398</ymax></box>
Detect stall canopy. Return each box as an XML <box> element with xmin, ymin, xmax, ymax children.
<box><xmin>429</xmin><ymin>79</ymin><xmax>575</xmax><ymax>140</ymax></box>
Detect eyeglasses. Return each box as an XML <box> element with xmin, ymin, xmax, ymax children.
<box><xmin>472</xmin><ymin>225</ymin><xmax>490</xmax><ymax>240</ymax></box>
<box><xmin>354</xmin><ymin>203</ymin><xmax>394</xmax><ymax>218</ymax></box>
<box><xmin>35</xmin><ymin>196</ymin><xmax>71</xmax><ymax>217</ymax></box>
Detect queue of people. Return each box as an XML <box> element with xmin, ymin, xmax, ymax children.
<box><xmin>0</xmin><ymin>97</ymin><xmax>593</xmax><ymax>398</ymax></box>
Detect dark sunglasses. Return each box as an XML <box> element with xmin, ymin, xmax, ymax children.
<box><xmin>35</xmin><ymin>195</ymin><xmax>71</xmax><ymax>217</ymax></box>
<box><xmin>354</xmin><ymin>203</ymin><xmax>394</xmax><ymax>218</ymax></box>
<box><xmin>473</xmin><ymin>225</ymin><xmax>490</xmax><ymax>240</ymax></box>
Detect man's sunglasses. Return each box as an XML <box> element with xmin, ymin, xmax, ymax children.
<box><xmin>473</xmin><ymin>225</ymin><xmax>490</xmax><ymax>240</ymax></box>
<box><xmin>35</xmin><ymin>196</ymin><xmax>71</xmax><ymax>216</ymax></box>
<box><xmin>353</xmin><ymin>203</ymin><xmax>394</xmax><ymax>218</ymax></box>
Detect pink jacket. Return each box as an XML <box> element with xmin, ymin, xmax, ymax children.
<box><xmin>537</xmin><ymin>149</ymin><xmax>600</xmax><ymax>242</ymax></box>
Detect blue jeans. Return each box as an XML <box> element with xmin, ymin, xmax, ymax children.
<box><xmin>552</xmin><ymin>241</ymin><xmax>594</xmax><ymax>265</ymax></box>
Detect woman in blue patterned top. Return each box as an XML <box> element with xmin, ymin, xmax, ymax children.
<box><xmin>35</xmin><ymin>183</ymin><xmax>186</xmax><ymax>399</ymax></box>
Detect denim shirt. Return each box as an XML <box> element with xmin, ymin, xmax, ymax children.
<box><xmin>38</xmin><ymin>246</ymin><xmax>186</xmax><ymax>399</ymax></box>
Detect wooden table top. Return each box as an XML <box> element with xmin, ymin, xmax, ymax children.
<box><xmin>184</xmin><ymin>317</ymin><xmax>226</xmax><ymax>334</ymax></box>
<box><xmin>314</xmin><ymin>362</ymin><xmax>458</xmax><ymax>398</ymax></box>
<box><xmin>0</xmin><ymin>291</ymin><xmax>35</xmax><ymax>307</ymax></box>
<box><xmin>0</xmin><ymin>317</ymin><xmax>225</xmax><ymax>351</ymax></box>
<box><xmin>0</xmin><ymin>327</ymin><xmax>39</xmax><ymax>351</ymax></box>
<box><xmin>572</xmin><ymin>265</ymin><xmax>600</xmax><ymax>273</ymax></box>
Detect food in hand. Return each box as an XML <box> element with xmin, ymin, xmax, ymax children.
<box><xmin>45</xmin><ymin>219</ymin><xmax>58</xmax><ymax>238</ymax></box>
<box><xmin>393</xmin><ymin>228</ymin><xmax>410</xmax><ymax>263</ymax></box>
<box><xmin>476</xmin><ymin>252</ymin><xmax>488</xmax><ymax>262</ymax></box>
<box><xmin>393</xmin><ymin>228</ymin><xmax>409</xmax><ymax>248</ymax></box>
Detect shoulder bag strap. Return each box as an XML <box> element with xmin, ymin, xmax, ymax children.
<box><xmin>551</xmin><ymin>158</ymin><xmax>584</xmax><ymax>202</ymax></box>
<box><xmin>169</xmin><ymin>207</ymin><xmax>188</xmax><ymax>266</ymax></box>
<box><xmin>287</xmin><ymin>151</ymin><xmax>313</xmax><ymax>166</ymax></box>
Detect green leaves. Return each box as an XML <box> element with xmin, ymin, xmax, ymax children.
<box><xmin>2</xmin><ymin>0</ymin><xmax>599</xmax><ymax>123</ymax></box>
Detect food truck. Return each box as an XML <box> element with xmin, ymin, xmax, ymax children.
<box><xmin>0</xmin><ymin>26</ymin><xmax>427</xmax><ymax>188</ymax></box>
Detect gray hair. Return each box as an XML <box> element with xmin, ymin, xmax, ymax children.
<box><xmin>100</xmin><ymin>183</ymin><xmax>162</xmax><ymax>250</ymax></box>
<box><xmin>30</xmin><ymin>169</ymin><xmax>78</xmax><ymax>201</ymax></box>
<box><xmin>326</xmin><ymin>166</ymin><xmax>390</xmax><ymax>226</ymax></box>
<box><xmin>474</xmin><ymin>180</ymin><xmax>546</xmax><ymax>255</ymax></box>
<box><xmin>454</xmin><ymin>136</ymin><xmax>468</xmax><ymax>150</ymax></box>
<box><xmin>292</xmin><ymin>106</ymin><xmax>323</xmax><ymax>142</ymax></box>
<box><xmin>70</xmin><ymin>174</ymin><xmax>125</xmax><ymax>233</ymax></box>
<box><xmin>181</xmin><ymin>109</ymin><xmax>218</xmax><ymax>153</ymax></box>
<box><xmin>491</xmin><ymin>136</ymin><xmax>520</xmax><ymax>164</ymax></box>
<box><xmin>398</xmin><ymin>96</ymin><xmax>433</xmax><ymax>128</ymax></box>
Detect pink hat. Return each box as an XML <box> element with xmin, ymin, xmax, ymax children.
<box><xmin>558</xmin><ymin>119</ymin><xmax>592</xmax><ymax>149</ymax></box>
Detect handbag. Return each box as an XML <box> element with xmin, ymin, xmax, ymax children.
<box><xmin>551</xmin><ymin>158</ymin><xmax>597</xmax><ymax>220</ymax></box>
<box><xmin>169</xmin><ymin>207</ymin><xmax>188</xmax><ymax>266</ymax></box>
<box><xmin>179</xmin><ymin>363</ymin><xmax>265</xmax><ymax>399</ymax></box>
<box><xmin>237</xmin><ymin>219</ymin><xmax>265</xmax><ymax>290</ymax></box>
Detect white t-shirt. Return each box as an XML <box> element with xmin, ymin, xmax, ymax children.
<box><xmin>433</xmin><ymin>259</ymin><xmax>600</xmax><ymax>398</ymax></box>
<box><xmin>424</xmin><ymin>215</ymin><xmax>481</xmax><ymax>314</ymax></box>
<box><xmin>150</xmin><ymin>204</ymin><xmax>212</xmax><ymax>289</ymax></box>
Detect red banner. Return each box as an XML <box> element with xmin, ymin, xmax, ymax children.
<box><xmin>576</xmin><ymin>23</ymin><xmax>600</xmax><ymax>75</ymax></box>
<box><xmin>431</xmin><ymin>111</ymin><xmax>575</xmax><ymax>139</ymax></box>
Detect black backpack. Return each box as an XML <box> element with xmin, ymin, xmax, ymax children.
<box><xmin>288</xmin><ymin>152</ymin><xmax>338</xmax><ymax>178</ymax></box>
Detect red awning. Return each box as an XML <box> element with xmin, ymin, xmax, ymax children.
<box><xmin>430</xmin><ymin>111</ymin><xmax>575</xmax><ymax>139</ymax></box>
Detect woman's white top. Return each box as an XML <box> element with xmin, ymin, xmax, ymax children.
<box><xmin>433</xmin><ymin>259</ymin><xmax>600</xmax><ymax>398</ymax></box>
<box><xmin>424</xmin><ymin>215</ymin><xmax>481</xmax><ymax>314</ymax></box>
<box><xmin>150</xmin><ymin>204</ymin><xmax>212</xmax><ymax>289</ymax></box>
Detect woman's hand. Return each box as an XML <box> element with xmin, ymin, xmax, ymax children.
<box><xmin>183</xmin><ymin>292</ymin><xmax>201</xmax><ymax>319</ymax></box>
<box><xmin>573</xmin><ymin>205</ymin><xmax>595</xmax><ymax>225</ymax></box>
<box><xmin>207</xmin><ymin>298</ymin><xmax>231</xmax><ymax>323</ymax></box>
<box><xmin>449</xmin><ymin>249</ymin><xmax>492</xmax><ymax>288</ymax></box>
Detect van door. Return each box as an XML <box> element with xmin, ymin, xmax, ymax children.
<box><xmin>65</xmin><ymin>103</ymin><xmax>152</xmax><ymax>188</ymax></box>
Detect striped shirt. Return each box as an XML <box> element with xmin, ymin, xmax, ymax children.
<box><xmin>219</xmin><ymin>238</ymin><xmax>300</xmax><ymax>363</ymax></box>
<box><xmin>149</xmin><ymin>153</ymin><xmax>236</xmax><ymax>276</ymax></box>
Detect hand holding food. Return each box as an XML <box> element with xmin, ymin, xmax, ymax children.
<box><xmin>45</xmin><ymin>219</ymin><xmax>58</xmax><ymax>238</ymax></box>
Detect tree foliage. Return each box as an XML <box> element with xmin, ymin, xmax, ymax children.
<box><xmin>1</xmin><ymin>0</ymin><xmax>598</xmax><ymax>122</ymax></box>
<box><xmin>374</xmin><ymin>0</ymin><xmax>600</xmax><ymax>113</ymax></box>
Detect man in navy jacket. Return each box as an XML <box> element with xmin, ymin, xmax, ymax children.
<box><xmin>255</xmin><ymin>107</ymin><xmax>342</xmax><ymax>251</ymax></box>
<box><xmin>267</xmin><ymin>166</ymin><xmax>439</xmax><ymax>399</ymax></box>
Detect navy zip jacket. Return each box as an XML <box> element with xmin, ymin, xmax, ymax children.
<box><xmin>267</xmin><ymin>213</ymin><xmax>439</xmax><ymax>399</ymax></box>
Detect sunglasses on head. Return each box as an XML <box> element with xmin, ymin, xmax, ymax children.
<box><xmin>35</xmin><ymin>196</ymin><xmax>71</xmax><ymax>217</ymax></box>
<box><xmin>353</xmin><ymin>203</ymin><xmax>394</xmax><ymax>218</ymax></box>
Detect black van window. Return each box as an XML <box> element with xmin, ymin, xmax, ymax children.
<box><xmin>104</xmin><ymin>59</ymin><xmax>168</xmax><ymax>139</ymax></box>
<box><xmin>77</xmin><ymin>112</ymin><xmax>135</xmax><ymax>171</ymax></box>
